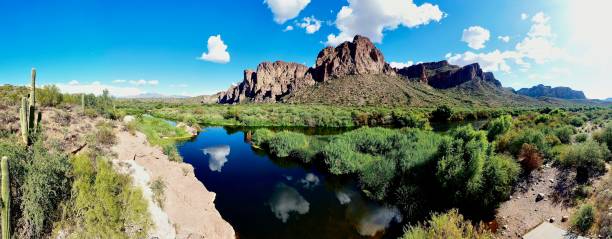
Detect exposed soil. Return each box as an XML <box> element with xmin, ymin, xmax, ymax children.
<box><xmin>112</xmin><ymin>129</ymin><xmax>235</xmax><ymax>239</ymax></box>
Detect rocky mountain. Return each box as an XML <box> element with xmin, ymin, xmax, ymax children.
<box><xmin>216</xmin><ymin>35</ymin><xmax>521</xmax><ymax>106</ymax></box>
<box><xmin>516</xmin><ymin>84</ymin><xmax>586</xmax><ymax>100</ymax></box>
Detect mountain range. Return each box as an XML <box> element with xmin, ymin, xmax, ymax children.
<box><xmin>212</xmin><ymin>35</ymin><xmax>604</xmax><ymax>107</ymax></box>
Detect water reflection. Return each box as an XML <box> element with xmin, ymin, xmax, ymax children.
<box><xmin>268</xmin><ymin>183</ymin><xmax>310</xmax><ymax>223</ymax></box>
<box><xmin>202</xmin><ymin>145</ymin><xmax>230</xmax><ymax>172</ymax></box>
<box><xmin>299</xmin><ymin>173</ymin><xmax>320</xmax><ymax>189</ymax></box>
<box><xmin>356</xmin><ymin>206</ymin><xmax>402</xmax><ymax>236</ymax></box>
<box><xmin>335</xmin><ymin>190</ymin><xmax>352</xmax><ymax>205</ymax></box>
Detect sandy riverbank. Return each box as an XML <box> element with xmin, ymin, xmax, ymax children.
<box><xmin>112</xmin><ymin>130</ymin><xmax>235</xmax><ymax>239</ymax></box>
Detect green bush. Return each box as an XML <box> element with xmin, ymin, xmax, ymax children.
<box><xmin>571</xmin><ymin>204</ymin><xmax>595</xmax><ymax>234</ymax></box>
<box><xmin>267</xmin><ymin>131</ymin><xmax>309</xmax><ymax>158</ymax></box>
<box><xmin>37</xmin><ymin>85</ymin><xmax>64</xmax><ymax>107</ymax></box>
<box><xmin>593</xmin><ymin>124</ymin><xmax>612</xmax><ymax>151</ymax></box>
<box><xmin>569</xmin><ymin>116</ymin><xmax>586</xmax><ymax>127</ymax></box>
<box><xmin>560</xmin><ymin>141</ymin><xmax>610</xmax><ymax>181</ymax></box>
<box><xmin>402</xmin><ymin>209</ymin><xmax>494</xmax><ymax>239</ymax></box>
<box><xmin>431</xmin><ymin>105</ymin><xmax>453</xmax><ymax>122</ymax></box>
<box><xmin>251</xmin><ymin>128</ymin><xmax>274</xmax><ymax>147</ymax></box>
<box><xmin>534</xmin><ymin>114</ymin><xmax>551</xmax><ymax>124</ymax></box>
<box><xmin>575</xmin><ymin>133</ymin><xmax>588</xmax><ymax>143</ymax></box>
<box><xmin>486</xmin><ymin>115</ymin><xmax>512</xmax><ymax>141</ymax></box>
<box><xmin>358</xmin><ymin>158</ymin><xmax>396</xmax><ymax>200</ymax></box>
<box><xmin>508</xmin><ymin>129</ymin><xmax>547</xmax><ymax>157</ymax></box>
<box><xmin>554</xmin><ymin>126</ymin><xmax>574</xmax><ymax>144</ymax></box>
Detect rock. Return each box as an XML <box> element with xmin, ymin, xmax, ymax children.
<box><xmin>502</xmin><ymin>225</ymin><xmax>508</xmax><ymax>230</ymax></box>
<box><xmin>396</xmin><ymin>61</ymin><xmax>502</xmax><ymax>89</ymax></box>
<box><xmin>312</xmin><ymin>35</ymin><xmax>393</xmax><ymax>82</ymax></box>
<box><xmin>562</xmin><ymin>215</ymin><xmax>569</xmax><ymax>222</ymax></box>
<box><xmin>123</xmin><ymin>115</ymin><xmax>135</xmax><ymax>124</ymax></box>
<box><xmin>536</xmin><ymin>193</ymin><xmax>545</xmax><ymax>202</ymax></box>
<box><xmin>549</xmin><ymin>179</ymin><xmax>554</xmax><ymax>183</ymax></box>
<box><xmin>176</xmin><ymin>122</ymin><xmax>198</xmax><ymax>137</ymax></box>
<box><xmin>516</xmin><ymin>84</ymin><xmax>587</xmax><ymax>99</ymax></box>
<box><xmin>549</xmin><ymin>217</ymin><xmax>555</xmax><ymax>223</ymax></box>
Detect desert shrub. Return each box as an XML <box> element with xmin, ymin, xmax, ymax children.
<box><xmin>431</xmin><ymin>105</ymin><xmax>453</xmax><ymax>122</ymax></box>
<box><xmin>251</xmin><ymin>128</ymin><xmax>274</xmax><ymax>147</ymax></box>
<box><xmin>571</xmin><ymin>204</ymin><xmax>595</xmax><ymax>234</ymax></box>
<box><xmin>37</xmin><ymin>85</ymin><xmax>64</xmax><ymax>107</ymax></box>
<box><xmin>575</xmin><ymin>133</ymin><xmax>588</xmax><ymax>143</ymax></box>
<box><xmin>358</xmin><ymin>158</ymin><xmax>396</xmax><ymax>200</ymax></box>
<box><xmin>593</xmin><ymin>174</ymin><xmax>611</xmax><ymax>237</ymax></box>
<box><xmin>508</xmin><ymin>129</ymin><xmax>547</xmax><ymax>157</ymax></box>
<box><xmin>19</xmin><ymin>141</ymin><xmax>72</xmax><ymax>238</ymax></box>
<box><xmin>266</xmin><ymin>131</ymin><xmax>309</xmax><ymax>158</ymax></box>
<box><xmin>95</xmin><ymin>122</ymin><xmax>116</xmax><ymax>146</ymax></box>
<box><xmin>125</xmin><ymin>121</ymin><xmax>137</xmax><ymax>135</ymax></box>
<box><xmin>534</xmin><ymin>114</ymin><xmax>551</xmax><ymax>124</ymax></box>
<box><xmin>554</xmin><ymin>126</ymin><xmax>575</xmax><ymax>144</ymax></box>
<box><xmin>593</xmin><ymin>124</ymin><xmax>612</xmax><ymax>151</ymax></box>
<box><xmin>486</xmin><ymin>115</ymin><xmax>512</xmax><ymax>141</ymax></box>
<box><xmin>150</xmin><ymin>177</ymin><xmax>166</xmax><ymax>209</ymax></box>
<box><xmin>560</xmin><ymin>141</ymin><xmax>610</xmax><ymax>182</ymax></box>
<box><xmin>402</xmin><ymin>209</ymin><xmax>494</xmax><ymax>239</ymax></box>
<box><xmin>518</xmin><ymin>143</ymin><xmax>543</xmax><ymax>172</ymax></box>
<box><xmin>569</xmin><ymin>116</ymin><xmax>586</xmax><ymax>127</ymax></box>
<box><xmin>436</xmin><ymin>125</ymin><xmax>519</xmax><ymax>210</ymax></box>
<box><xmin>68</xmin><ymin>154</ymin><xmax>151</xmax><ymax>238</ymax></box>
<box><xmin>162</xmin><ymin>144</ymin><xmax>181</xmax><ymax>162</ymax></box>
<box><xmin>392</xmin><ymin>111</ymin><xmax>430</xmax><ymax>129</ymax></box>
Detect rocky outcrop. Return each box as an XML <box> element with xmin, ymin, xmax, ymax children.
<box><xmin>396</xmin><ymin>61</ymin><xmax>502</xmax><ymax>89</ymax></box>
<box><xmin>516</xmin><ymin>84</ymin><xmax>586</xmax><ymax>100</ymax></box>
<box><xmin>311</xmin><ymin>35</ymin><xmax>394</xmax><ymax>81</ymax></box>
<box><xmin>218</xmin><ymin>61</ymin><xmax>314</xmax><ymax>103</ymax></box>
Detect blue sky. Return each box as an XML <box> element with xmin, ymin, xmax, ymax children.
<box><xmin>1</xmin><ymin>0</ymin><xmax>610</xmax><ymax>98</ymax></box>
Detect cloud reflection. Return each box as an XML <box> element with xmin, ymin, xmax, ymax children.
<box><xmin>269</xmin><ymin>183</ymin><xmax>310</xmax><ymax>223</ymax></box>
<box><xmin>357</xmin><ymin>206</ymin><xmax>402</xmax><ymax>236</ymax></box>
<box><xmin>202</xmin><ymin>145</ymin><xmax>230</xmax><ymax>172</ymax></box>
<box><xmin>300</xmin><ymin>173</ymin><xmax>320</xmax><ymax>189</ymax></box>
<box><xmin>336</xmin><ymin>191</ymin><xmax>352</xmax><ymax>205</ymax></box>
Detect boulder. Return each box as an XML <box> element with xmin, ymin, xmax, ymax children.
<box><xmin>176</xmin><ymin>122</ymin><xmax>198</xmax><ymax>137</ymax></box>
<box><xmin>536</xmin><ymin>193</ymin><xmax>545</xmax><ymax>202</ymax></box>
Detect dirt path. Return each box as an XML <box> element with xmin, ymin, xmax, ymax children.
<box><xmin>112</xmin><ymin>130</ymin><xmax>235</xmax><ymax>239</ymax></box>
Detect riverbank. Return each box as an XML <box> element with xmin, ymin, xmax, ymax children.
<box><xmin>112</xmin><ymin>129</ymin><xmax>235</xmax><ymax>239</ymax></box>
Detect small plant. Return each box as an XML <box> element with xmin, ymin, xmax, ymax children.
<box><xmin>575</xmin><ymin>133</ymin><xmax>588</xmax><ymax>143</ymax></box>
<box><xmin>150</xmin><ymin>177</ymin><xmax>166</xmax><ymax>209</ymax></box>
<box><xmin>519</xmin><ymin>143</ymin><xmax>543</xmax><ymax>172</ymax></box>
<box><xmin>571</xmin><ymin>204</ymin><xmax>595</xmax><ymax>234</ymax></box>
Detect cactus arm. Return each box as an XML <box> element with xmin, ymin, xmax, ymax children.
<box><xmin>19</xmin><ymin>97</ymin><xmax>29</xmax><ymax>144</ymax></box>
<box><xmin>1</xmin><ymin>156</ymin><xmax>10</xmax><ymax>239</ymax></box>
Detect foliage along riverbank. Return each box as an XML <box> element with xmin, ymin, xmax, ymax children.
<box><xmin>249</xmin><ymin>108</ymin><xmax>612</xmax><ymax>237</ymax></box>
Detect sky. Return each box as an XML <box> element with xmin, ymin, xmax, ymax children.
<box><xmin>0</xmin><ymin>0</ymin><xmax>610</xmax><ymax>99</ymax></box>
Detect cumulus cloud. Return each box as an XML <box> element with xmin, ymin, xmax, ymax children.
<box><xmin>325</xmin><ymin>0</ymin><xmax>445</xmax><ymax>46</ymax></box>
<box><xmin>198</xmin><ymin>35</ymin><xmax>230</xmax><ymax>64</ymax></box>
<box><xmin>521</xmin><ymin>13</ymin><xmax>528</xmax><ymax>20</ymax></box>
<box><xmin>299</xmin><ymin>173</ymin><xmax>320</xmax><ymax>189</ymax></box>
<box><xmin>461</xmin><ymin>26</ymin><xmax>490</xmax><ymax>50</ymax></box>
<box><xmin>56</xmin><ymin>81</ymin><xmax>143</xmax><ymax>97</ymax></box>
<box><xmin>269</xmin><ymin>183</ymin><xmax>310</xmax><ymax>223</ymax></box>
<box><xmin>389</xmin><ymin>60</ymin><xmax>414</xmax><ymax>69</ymax></box>
<box><xmin>264</xmin><ymin>0</ymin><xmax>310</xmax><ymax>24</ymax></box>
<box><xmin>357</xmin><ymin>206</ymin><xmax>403</xmax><ymax>236</ymax></box>
<box><xmin>446</xmin><ymin>12</ymin><xmax>562</xmax><ymax>73</ymax></box>
<box><xmin>283</xmin><ymin>25</ymin><xmax>294</xmax><ymax>32</ymax></box>
<box><xmin>112</xmin><ymin>79</ymin><xmax>126</xmax><ymax>83</ymax></box>
<box><xmin>296</xmin><ymin>16</ymin><xmax>322</xmax><ymax>34</ymax></box>
<box><xmin>203</xmin><ymin>145</ymin><xmax>231</xmax><ymax>172</ymax></box>
<box><xmin>126</xmin><ymin>79</ymin><xmax>159</xmax><ymax>86</ymax></box>
<box><xmin>498</xmin><ymin>35</ymin><xmax>510</xmax><ymax>43</ymax></box>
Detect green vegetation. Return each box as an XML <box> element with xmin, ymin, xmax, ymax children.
<box><xmin>571</xmin><ymin>204</ymin><xmax>595</xmax><ymax>234</ymax></box>
<box><xmin>592</xmin><ymin>173</ymin><xmax>611</xmax><ymax>237</ymax></box>
<box><xmin>559</xmin><ymin>141</ymin><xmax>610</xmax><ymax>182</ymax></box>
<box><xmin>133</xmin><ymin>115</ymin><xmax>191</xmax><ymax>162</ymax></box>
<box><xmin>431</xmin><ymin>105</ymin><xmax>453</xmax><ymax>122</ymax></box>
<box><xmin>485</xmin><ymin>114</ymin><xmax>512</xmax><ymax>141</ymax></box>
<box><xmin>150</xmin><ymin>177</ymin><xmax>166</xmax><ymax>209</ymax></box>
<box><xmin>401</xmin><ymin>209</ymin><xmax>493</xmax><ymax>239</ymax></box>
<box><xmin>593</xmin><ymin>123</ymin><xmax>612</xmax><ymax>151</ymax></box>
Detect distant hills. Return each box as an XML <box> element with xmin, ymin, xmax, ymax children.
<box><xmin>121</xmin><ymin>93</ymin><xmax>190</xmax><ymax>99</ymax></box>
<box><xmin>516</xmin><ymin>84</ymin><xmax>586</xmax><ymax>100</ymax></box>
<box><xmin>210</xmin><ymin>35</ymin><xmax>607</xmax><ymax>107</ymax></box>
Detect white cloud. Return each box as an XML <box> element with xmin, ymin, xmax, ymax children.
<box><xmin>56</xmin><ymin>81</ymin><xmax>143</xmax><ymax>97</ymax></box>
<box><xmin>203</xmin><ymin>145</ymin><xmax>230</xmax><ymax>172</ymax></box>
<box><xmin>498</xmin><ymin>35</ymin><xmax>510</xmax><ymax>42</ymax></box>
<box><xmin>297</xmin><ymin>16</ymin><xmax>322</xmax><ymax>34</ymax></box>
<box><xmin>326</xmin><ymin>0</ymin><xmax>445</xmax><ymax>46</ymax></box>
<box><xmin>521</xmin><ymin>13</ymin><xmax>528</xmax><ymax>20</ymax></box>
<box><xmin>198</xmin><ymin>35</ymin><xmax>230</xmax><ymax>64</ymax></box>
<box><xmin>461</xmin><ymin>26</ymin><xmax>490</xmax><ymax>50</ymax></box>
<box><xmin>112</xmin><ymin>79</ymin><xmax>126</xmax><ymax>83</ymax></box>
<box><xmin>283</xmin><ymin>25</ymin><xmax>294</xmax><ymax>32</ymax></box>
<box><xmin>264</xmin><ymin>0</ymin><xmax>310</xmax><ymax>24</ymax></box>
<box><xmin>389</xmin><ymin>60</ymin><xmax>414</xmax><ymax>69</ymax></box>
<box><xmin>447</xmin><ymin>12</ymin><xmax>562</xmax><ymax>73</ymax></box>
<box><xmin>269</xmin><ymin>183</ymin><xmax>310</xmax><ymax>223</ymax></box>
<box><xmin>128</xmin><ymin>79</ymin><xmax>159</xmax><ymax>86</ymax></box>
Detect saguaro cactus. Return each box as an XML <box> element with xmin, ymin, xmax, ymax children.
<box><xmin>19</xmin><ymin>68</ymin><xmax>41</xmax><ymax>145</ymax></box>
<box><xmin>81</xmin><ymin>94</ymin><xmax>85</xmax><ymax>112</ymax></box>
<box><xmin>1</xmin><ymin>156</ymin><xmax>9</xmax><ymax>239</ymax></box>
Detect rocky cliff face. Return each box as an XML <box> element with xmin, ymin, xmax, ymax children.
<box><xmin>217</xmin><ymin>35</ymin><xmax>502</xmax><ymax>104</ymax></box>
<box><xmin>516</xmin><ymin>84</ymin><xmax>586</xmax><ymax>100</ymax></box>
<box><xmin>396</xmin><ymin>61</ymin><xmax>501</xmax><ymax>89</ymax></box>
